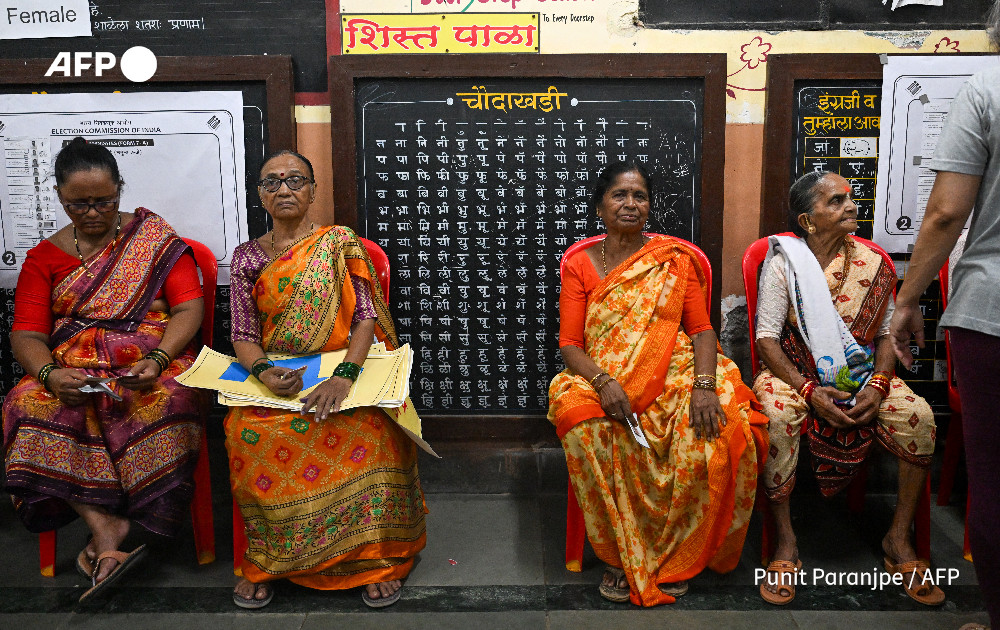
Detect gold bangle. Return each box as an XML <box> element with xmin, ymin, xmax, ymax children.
<box><xmin>588</xmin><ymin>371</ymin><xmax>609</xmax><ymax>388</ymax></box>
<box><xmin>596</xmin><ymin>377</ymin><xmax>615</xmax><ymax>393</ymax></box>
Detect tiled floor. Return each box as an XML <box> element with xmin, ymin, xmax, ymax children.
<box><xmin>0</xmin><ymin>441</ymin><xmax>989</xmax><ymax>629</ymax></box>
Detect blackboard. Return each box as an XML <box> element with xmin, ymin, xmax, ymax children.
<box><xmin>760</xmin><ymin>53</ymin><xmax>945</xmax><ymax>404</ymax></box>
<box><xmin>0</xmin><ymin>1</ymin><xmax>326</xmax><ymax>93</ymax></box>
<box><xmin>0</xmin><ymin>56</ymin><xmax>295</xmax><ymax>399</ymax></box>
<box><xmin>640</xmin><ymin>0</ymin><xmax>990</xmax><ymax>30</ymax></box>
<box><xmin>331</xmin><ymin>54</ymin><xmax>726</xmax><ymax>417</ymax></box>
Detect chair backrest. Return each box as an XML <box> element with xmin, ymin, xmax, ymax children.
<box><xmin>558</xmin><ymin>233</ymin><xmax>712</xmax><ymax>312</ymax></box>
<box><xmin>182</xmin><ymin>238</ymin><xmax>217</xmax><ymax>347</ymax></box>
<box><xmin>742</xmin><ymin>232</ymin><xmax>897</xmax><ymax>372</ymax></box>
<box><xmin>359</xmin><ymin>236</ymin><xmax>390</xmax><ymax>297</ymax></box>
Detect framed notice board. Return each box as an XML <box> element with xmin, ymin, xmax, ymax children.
<box><xmin>760</xmin><ymin>53</ymin><xmax>945</xmax><ymax>404</ymax></box>
<box><xmin>330</xmin><ymin>54</ymin><xmax>726</xmax><ymax>417</ymax></box>
<box><xmin>0</xmin><ymin>56</ymin><xmax>295</xmax><ymax>399</ymax></box>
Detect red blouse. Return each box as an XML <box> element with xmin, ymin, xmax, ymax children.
<box><xmin>558</xmin><ymin>248</ymin><xmax>712</xmax><ymax>350</ymax></box>
<box><xmin>13</xmin><ymin>240</ymin><xmax>203</xmax><ymax>334</ymax></box>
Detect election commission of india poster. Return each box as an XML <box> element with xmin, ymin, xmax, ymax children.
<box><xmin>0</xmin><ymin>91</ymin><xmax>246</xmax><ymax>287</ymax></box>
<box><xmin>874</xmin><ymin>55</ymin><xmax>997</xmax><ymax>254</ymax></box>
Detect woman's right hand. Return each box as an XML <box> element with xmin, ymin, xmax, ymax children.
<box><xmin>810</xmin><ymin>386</ymin><xmax>855</xmax><ymax>428</ymax></box>
<box><xmin>598</xmin><ymin>377</ymin><xmax>633</xmax><ymax>424</ymax></box>
<box><xmin>258</xmin><ymin>366</ymin><xmax>304</xmax><ymax>397</ymax></box>
<box><xmin>46</xmin><ymin>368</ymin><xmax>88</xmax><ymax>406</ymax></box>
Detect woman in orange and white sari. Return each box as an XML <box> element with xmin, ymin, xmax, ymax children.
<box><xmin>548</xmin><ymin>162</ymin><xmax>768</xmax><ymax>607</ymax></box>
<box><xmin>225</xmin><ymin>150</ymin><xmax>425</xmax><ymax>610</ymax></box>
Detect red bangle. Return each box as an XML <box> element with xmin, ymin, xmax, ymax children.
<box><xmin>798</xmin><ymin>380</ymin><xmax>818</xmax><ymax>406</ymax></box>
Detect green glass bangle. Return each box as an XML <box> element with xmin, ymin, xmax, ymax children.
<box><xmin>333</xmin><ymin>361</ymin><xmax>362</xmax><ymax>382</ymax></box>
<box><xmin>37</xmin><ymin>363</ymin><xmax>58</xmax><ymax>391</ymax></box>
<box><xmin>251</xmin><ymin>360</ymin><xmax>274</xmax><ymax>380</ymax></box>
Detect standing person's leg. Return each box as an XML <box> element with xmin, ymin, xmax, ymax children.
<box><xmin>950</xmin><ymin>327</ymin><xmax>1000</xmax><ymax>625</ymax></box>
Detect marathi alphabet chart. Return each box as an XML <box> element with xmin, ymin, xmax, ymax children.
<box><xmin>793</xmin><ymin>83</ymin><xmax>881</xmax><ymax>241</ymax></box>
<box><xmin>355</xmin><ymin>78</ymin><xmax>705</xmax><ymax>413</ymax></box>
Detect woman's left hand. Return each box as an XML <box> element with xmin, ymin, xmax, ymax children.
<box><xmin>689</xmin><ymin>388</ymin><xmax>725</xmax><ymax>441</ymax></box>
<box><xmin>117</xmin><ymin>358</ymin><xmax>162</xmax><ymax>390</ymax></box>
<box><xmin>845</xmin><ymin>386</ymin><xmax>882</xmax><ymax>426</ymax></box>
<box><xmin>300</xmin><ymin>375</ymin><xmax>353</xmax><ymax>420</ymax></box>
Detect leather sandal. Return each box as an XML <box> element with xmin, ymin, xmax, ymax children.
<box><xmin>883</xmin><ymin>557</ymin><xmax>945</xmax><ymax>606</ymax></box>
<box><xmin>79</xmin><ymin>544</ymin><xmax>147</xmax><ymax>603</ymax></box>
<box><xmin>759</xmin><ymin>558</ymin><xmax>802</xmax><ymax>605</ymax></box>
<box><xmin>599</xmin><ymin>565</ymin><xmax>630</xmax><ymax>603</ymax></box>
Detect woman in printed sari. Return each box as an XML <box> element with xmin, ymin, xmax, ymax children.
<box><xmin>3</xmin><ymin>137</ymin><xmax>205</xmax><ymax>602</ymax></box>
<box><xmin>753</xmin><ymin>171</ymin><xmax>940</xmax><ymax>606</ymax></box>
<box><xmin>226</xmin><ymin>150</ymin><xmax>425</xmax><ymax>610</ymax></box>
<box><xmin>548</xmin><ymin>161</ymin><xmax>768</xmax><ymax>606</ymax></box>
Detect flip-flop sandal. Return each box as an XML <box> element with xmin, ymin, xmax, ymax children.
<box><xmin>598</xmin><ymin>565</ymin><xmax>631</xmax><ymax>603</ymax></box>
<box><xmin>79</xmin><ymin>544</ymin><xmax>147</xmax><ymax>603</ymax></box>
<box><xmin>658</xmin><ymin>580</ymin><xmax>689</xmax><ymax>597</ymax></box>
<box><xmin>883</xmin><ymin>557</ymin><xmax>946</xmax><ymax>606</ymax></box>
<box><xmin>233</xmin><ymin>582</ymin><xmax>274</xmax><ymax>609</ymax></box>
<box><xmin>759</xmin><ymin>558</ymin><xmax>803</xmax><ymax>605</ymax></box>
<box><xmin>362</xmin><ymin>585</ymin><xmax>402</xmax><ymax>608</ymax></box>
<box><xmin>76</xmin><ymin>548</ymin><xmax>94</xmax><ymax>580</ymax></box>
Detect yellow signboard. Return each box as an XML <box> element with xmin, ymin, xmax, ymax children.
<box><xmin>342</xmin><ymin>13</ymin><xmax>539</xmax><ymax>55</ymax></box>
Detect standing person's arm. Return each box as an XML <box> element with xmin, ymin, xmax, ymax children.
<box><xmin>890</xmin><ymin>173</ymin><xmax>980</xmax><ymax>367</ymax></box>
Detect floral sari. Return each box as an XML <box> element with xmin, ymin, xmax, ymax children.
<box><xmin>3</xmin><ymin>208</ymin><xmax>203</xmax><ymax>535</ymax></box>
<box><xmin>548</xmin><ymin>237</ymin><xmax>768</xmax><ymax>607</ymax></box>
<box><xmin>225</xmin><ymin>226</ymin><xmax>425</xmax><ymax>590</ymax></box>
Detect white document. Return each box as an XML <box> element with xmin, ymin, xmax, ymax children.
<box><xmin>873</xmin><ymin>55</ymin><xmax>997</xmax><ymax>253</ymax></box>
<box><xmin>887</xmin><ymin>0</ymin><xmax>943</xmax><ymax>9</ymax></box>
<box><xmin>626</xmin><ymin>413</ymin><xmax>650</xmax><ymax>448</ymax></box>
<box><xmin>0</xmin><ymin>91</ymin><xmax>246</xmax><ymax>287</ymax></box>
<box><xmin>0</xmin><ymin>1</ymin><xmax>91</xmax><ymax>39</ymax></box>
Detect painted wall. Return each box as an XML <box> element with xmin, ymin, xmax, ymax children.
<box><xmin>299</xmin><ymin>0</ymin><xmax>989</xmax><ymax>300</ymax></box>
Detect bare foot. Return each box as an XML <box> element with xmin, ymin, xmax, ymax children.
<box><xmin>234</xmin><ymin>577</ymin><xmax>271</xmax><ymax>602</ymax></box>
<box><xmin>882</xmin><ymin>532</ymin><xmax>917</xmax><ymax>565</ymax></box>
<box><xmin>601</xmin><ymin>569</ymin><xmax>623</xmax><ymax>589</ymax></box>
<box><xmin>364</xmin><ymin>580</ymin><xmax>401</xmax><ymax>600</ymax></box>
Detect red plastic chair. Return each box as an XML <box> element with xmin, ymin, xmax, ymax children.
<box><xmin>742</xmin><ymin>234</ymin><xmax>931</xmax><ymax>563</ymax></box>
<box><xmin>231</xmin><ymin>235</ymin><xmax>391</xmax><ymax>575</ymax></box>
<box><xmin>561</xmin><ymin>233</ymin><xmax>711</xmax><ymax>572</ymax></box>
<box><xmin>39</xmin><ymin>238</ymin><xmax>218</xmax><ymax>576</ymax></box>
<box><xmin>936</xmin><ymin>261</ymin><xmax>972</xmax><ymax>561</ymax></box>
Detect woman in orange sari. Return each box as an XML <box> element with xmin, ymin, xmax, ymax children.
<box><xmin>225</xmin><ymin>150</ymin><xmax>425</xmax><ymax>609</ymax></box>
<box><xmin>549</xmin><ymin>162</ymin><xmax>768</xmax><ymax>606</ymax></box>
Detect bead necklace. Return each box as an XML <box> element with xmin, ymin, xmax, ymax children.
<box><xmin>74</xmin><ymin>212</ymin><xmax>121</xmax><ymax>278</ymax></box>
<box><xmin>271</xmin><ymin>222</ymin><xmax>315</xmax><ymax>258</ymax></box>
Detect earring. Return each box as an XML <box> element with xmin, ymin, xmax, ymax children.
<box><xmin>808</xmin><ymin>226</ymin><xmax>816</xmax><ymax>233</ymax></box>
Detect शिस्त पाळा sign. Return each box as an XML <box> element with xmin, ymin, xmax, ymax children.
<box><xmin>0</xmin><ymin>0</ymin><xmax>91</xmax><ymax>39</ymax></box>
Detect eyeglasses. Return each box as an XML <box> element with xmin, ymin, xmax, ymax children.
<box><xmin>258</xmin><ymin>175</ymin><xmax>312</xmax><ymax>193</ymax></box>
<box><xmin>62</xmin><ymin>198</ymin><xmax>119</xmax><ymax>215</ymax></box>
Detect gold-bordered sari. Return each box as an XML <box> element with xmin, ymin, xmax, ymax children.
<box><xmin>548</xmin><ymin>236</ymin><xmax>768</xmax><ymax>606</ymax></box>
<box><xmin>2</xmin><ymin>208</ymin><xmax>203</xmax><ymax>535</ymax></box>
<box><xmin>225</xmin><ymin>225</ymin><xmax>426</xmax><ymax>590</ymax></box>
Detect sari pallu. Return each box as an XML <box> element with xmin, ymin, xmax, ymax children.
<box><xmin>225</xmin><ymin>226</ymin><xmax>425</xmax><ymax>590</ymax></box>
<box><xmin>548</xmin><ymin>237</ymin><xmax>768</xmax><ymax>607</ymax></box>
<box><xmin>775</xmin><ymin>236</ymin><xmax>914</xmax><ymax>497</ymax></box>
<box><xmin>3</xmin><ymin>209</ymin><xmax>203</xmax><ymax>535</ymax></box>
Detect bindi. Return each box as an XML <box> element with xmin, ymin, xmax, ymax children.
<box><xmin>279</xmin><ymin>172</ymin><xmax>285</xmax><ymax>177</ymax></box>
<box><xmin>843</xmin><ymin>185</ymin><xmax>850</xmax><ymax>194</ymax></box>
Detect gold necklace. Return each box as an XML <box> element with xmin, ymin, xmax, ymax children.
<box><xmin>602</xmin><ymin>235</ymin><xmax>649</xmax><ymax>276</ymax></box>
<box><xmin>271</xmin><ymin>222</ymin><xmax>314</xmax><ymax>258</ymax></box>
<box><xmin>74</xmin><ymin>212</ymin><xmax>121</xmax><ymax>278</ymax></box>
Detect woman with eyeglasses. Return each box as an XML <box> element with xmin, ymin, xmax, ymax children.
<box><xmin>2</xmin><ymin>137</ymin><xmax>205</xmax><ymax>602</ymax></box>
<box><xmin>225</xmin><ymin>150</ymin><xmax>425</xmax><ymax>610</ymax></box>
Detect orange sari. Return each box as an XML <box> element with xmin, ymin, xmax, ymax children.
<box><xmin>225</xmin><ymin>226</ymin><xmax>425</xmax><ymax>589</ymax></box>
<box><xmin>548</xmin><ymin>237</ymin><xmax>768</xmax><ymax>606</ymax></box>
